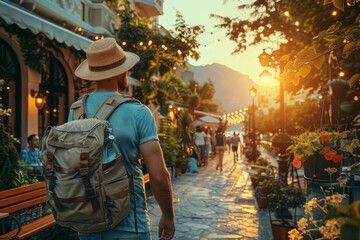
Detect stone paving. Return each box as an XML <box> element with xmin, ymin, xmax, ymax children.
<box><xmin>147</xmin><ymin>148</ymin><xmax>278</xmax><ymax>240</ymax></box>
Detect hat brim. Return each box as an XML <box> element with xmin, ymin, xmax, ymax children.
<box><xmin>74</xmin><ymin>51</ymin><xmax>140</xmax><ymax>81</ymax></box>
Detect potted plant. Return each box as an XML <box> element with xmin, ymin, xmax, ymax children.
<box><xmin>254</xmin><ymin>176</ymin><xmax>275</xmax><ymax>209</ymax></box>
<box><xmin>266</xmin><ymin>180</ymin><xmax>306</xmax><ymax>240</ymax></box>
<box><xmin>288</xmin><ymin>168</ymin><xmax>350</xmax><ymax>240</ymax></box>
<box><xmin>249</xmin><ymin>157</ymin><xmax>274</xmax><ymax>188</ymax></box>
<box><xmin>287</xmin><ymin>130</ymin><xmax>360</xmax><ymax>181</ymax></box>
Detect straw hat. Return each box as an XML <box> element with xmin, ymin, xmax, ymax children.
<box><xmin>75</xmin><ymin>38</ymin><xmax>140</xmax><ymax>81</ymax></box>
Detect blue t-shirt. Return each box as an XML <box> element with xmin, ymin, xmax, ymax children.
<box><xmin>68</xmin><ymin>91</ymin><xmax>158</xmax><ymax>234</ymax></box>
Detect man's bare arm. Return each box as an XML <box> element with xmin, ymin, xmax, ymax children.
<box><xmin>140</xmin><ymin>140</ymin><xmax>175</xmax><ymax>238</ymax></box>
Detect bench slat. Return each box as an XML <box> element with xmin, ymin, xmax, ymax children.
<box><xmin>0</xmin><ymin>182</ymin><xmax>46</xmax><ymax>199</ymax></box>
<box><xmin>0</xmin><ymin>214</ymin><xmax>56</xmax><ymax>239</ymax></box>
<box><xmin>0</xmin><ymin>188</ymin><xmax>47</xmax><ymax>209</ymax></box>
<box><xmin>143</xmin><ymin>173</ymin><xmax>150</xmax><ymax>184</ymax></box>
<box><xmin>0</xmin><ymin>196</ymin><xmax>48</xmax><ymax>214</ymax></box>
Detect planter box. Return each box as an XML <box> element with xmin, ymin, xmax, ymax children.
<box><xmin>271</xmin><ymin>220</ymin><xmax>296</xmax><ymax>240</ymax></box>
<box><xmin>304</xmin><ymin>155</ymin><xmax>341</xmax><ymax>182</ymax></box>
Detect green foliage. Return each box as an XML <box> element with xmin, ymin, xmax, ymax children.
<box><xmin>158</xmin><ymin>117</ymin><xmax>183</xmax><ymax>168</ymax></box>
<box><xmin>213</xmin><ymin>0</ymin><xmax>360</xmax><ymax>94</ymax></box>
<box><xmin>0</xmin><ymin>125</ymin><xmax>22</xmax><ymax>190</ymax></box>
<box><xmin>0</xmin><ymin>80</ymin><xmax>35</xmax><ymax>190</ymax></box>
<box><xmin>266</xmin><ymin>181</ymin><xmax>306</xmax><ymax>213</ymax></box>
<box><xmin>0</xmin><ymin>19</ymin><xmax>64</xmax><ymax>73</ymax></box>
<box><xmin>176</xmin><ymin>110</ymin><xmax>194</xmax><ymax>151</ymax></box>
<box><xmin>256</xmin><ymin>99</ymin><xmax>322</xmax><ymax>135</ymax></box>
<box><xmin>116</xmin><ymin>1</ymin><xmax>204</xmax><ymax>80</ymax></box>
<box><xmin>287</xmin><ymin>130</ymin><xmax>360</xmax><ymax>162</ymax></box>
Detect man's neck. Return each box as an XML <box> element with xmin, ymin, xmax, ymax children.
<box><xmin>28</xmin><ymin>146</ymin><xmax>36</xmax><ymax>152</ymax></box>
<box><xmin>96</xmin><ymin>78</ymin><xmax>118</xmax><ymax>92</ymax></box>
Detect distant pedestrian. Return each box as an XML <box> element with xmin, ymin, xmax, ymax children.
<box><xmin>215</xmin><ymin>130</ymin><xmax>226</xmax><ymax>172</ymax></box>
<box><xmin>231</xmin><ymin>132</ymin><xmax>241</xmax><ymax>163</ymax></box>
<box><xmin>210</xmin><ymin>129</ymin><xmax>216</xmax><ymax>159</ymax></box>
<box><xmin>226</xmin><ymin>136</ymin><xmax>231</xmax><ymax>154</ymax></box>
<box><xmin>204</xmin><ymin>128</ymin><xmax>211</xmax><ymax>165</ymax></box>
<box><xmin>194</xmin><ymin>126</ymin><xmax>206</xmax><ymax>166</ymax></box>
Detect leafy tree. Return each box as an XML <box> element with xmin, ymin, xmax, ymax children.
<box><xmin>185</xmin><ymin>79</ymin><xmax>218</xmax><ymax>114</ymax></box>
<box><xmin>111</xmin><ymin>1</ymin><xmax>204</xmax><ymax>115</ymax></box>
<box><xmin>256</xmin><ymin>99</ymin><xmax>322</xmax><ymax>135</ymax></box>
<box><xmin>212</xmin><ymin>0</ymin><xmax>360</xmax><ymax>94</ymax></box>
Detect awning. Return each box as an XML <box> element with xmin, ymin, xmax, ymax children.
<box><xmin>133</xmin><ymin>0</ymin><xmax>162</xmax><ymax>18</ymax></box>
<box><xmin>0</xmin><ymin>0</ymin><xmax>92</xmax><ymax>52</ymax></box>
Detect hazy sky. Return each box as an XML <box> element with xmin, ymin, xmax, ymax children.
<box><xmin>160</xmin><ymin>0</ymin><xmax>275</xmax><ymax>85</ymax></box>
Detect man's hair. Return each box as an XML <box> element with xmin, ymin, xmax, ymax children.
<box><xmin>117</xmin><ymin>72</ymin><xmax>128</xmax><ymax>90</ymax></box>
<box><xmin>27</xmin><ymin>134</ymin><xmax>37</xmax><ymax>142</ymax></box>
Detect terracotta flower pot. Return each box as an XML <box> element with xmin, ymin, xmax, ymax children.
<box><xmin>271</xmin><ymin>220</ymin><xmax>296</xmax><ymax>240</ymax></box>
<box><xmin>255</xmin><ymin>196</ymin><xmax>267</xmax><ymax>209</ymax></box>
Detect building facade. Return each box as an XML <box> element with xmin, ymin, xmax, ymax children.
<box><xmin>0</xmin><ymin>0</ymin><xmax>163</xmax><ymax>150</ymax></box>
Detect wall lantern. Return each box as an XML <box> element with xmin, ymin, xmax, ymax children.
<box><xmin>31</xmin><ymin>89</ymin><xmax>46</xmax><ymax>110</ymax></box>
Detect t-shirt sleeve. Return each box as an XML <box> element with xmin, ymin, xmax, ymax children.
<box><xmin>67</xmin><ymin>109</ymin><xmax>74</xmax><ymax>122</ymax></box>
<box><xmin>136</xmin><ymin>105</ymin><xmax>159</xmax><ymax>144</ymax></box>
<box><xmin>19</xmin><ymin>149</ymin><xmax>27</xmax><ymax>161</ymax></box>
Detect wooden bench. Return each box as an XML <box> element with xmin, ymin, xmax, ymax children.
<box><xmin>143</xmin><ymin>173</ymin><xmax>150</xmax><ymax>185</ymax></box>
<box><xmin>0</xmin><ymin>182</ymin><xmax>56</xmax><ymax>239</ymax></box>
<box><xmin>0</xmin><ymin>174</ymin><xmax>152</xmax><ymax>239</ymax></box>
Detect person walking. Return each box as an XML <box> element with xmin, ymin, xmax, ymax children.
<box><xmin>20</xmin><ymin>134</ymin><xmax>42</xmax><ymax>178</ymax></box>
<box><xmin>194</xmin><ymin>126</ymin><xmax>206</xmax><ymax>166</ymax></box>
<box><xmin>215</xmin><ymin>130</ymin><xmax>226</xmax><ymax>172</ymax></box>
<box><xmin>210</xmin><ymin>129</ymin><xmax>216</xmax><ymax>159</ymax></box>
<box><xmin>231</xmin><ymin>132</ymin><xmax>241</xmax><ymax>163</ymax></box>
<box><xmin>226</xmin><ymin>135</ymin><xmax>232</xmax><ymax>154</ymax></box>
<box><xmin>72</xmin><ymin>38</ymin><xmax>175</xmax><ymax>240</ymax></box>
<box><xmin>204</xmin><ymin>128</ymin><xmax>211</xmax><ymax>165</ymax></box>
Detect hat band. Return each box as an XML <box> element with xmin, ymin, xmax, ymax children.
<box><xmin>88</xmin><ymin>57</ymin><xmax>127</xmax><ymax>72</ymax></box>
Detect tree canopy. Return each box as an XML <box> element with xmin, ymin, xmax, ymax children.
<box><xmin>212</xmin><ymin>0</ymin><xmax>360</xmax><ymax>94</ymax></box>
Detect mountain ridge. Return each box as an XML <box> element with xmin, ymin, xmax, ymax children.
<box><xmin>188</xmin><ymin>62</ymin><xmax>257</xmax><ymax>113</ymax></box>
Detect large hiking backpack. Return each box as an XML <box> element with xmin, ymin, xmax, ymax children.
<box><xmin>40</xmin><ymin>94</ymin><xmax>139</xmax><ymax>233</ymax></box>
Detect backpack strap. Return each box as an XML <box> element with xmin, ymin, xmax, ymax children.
<box><xmin>93</xmin><ymin>94</ymin><xmax>140</xmax><ymax>120</ymax></box>
<box><xmin>71</xmin><ymin>94</ymin><xmax>90</xmax><ymax>120</ymax></box>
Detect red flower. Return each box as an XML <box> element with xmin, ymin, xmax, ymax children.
<box><xmin>320</xmin><ymin>134</ymin><xmax>330</xmax><ymax>142</ymax></box>
<box><xmin>324</xmin><ymin>148</ymin><xmax>335</xmax><ymax>161</ymax></box>
<box><xmin>292</xmin><ymin>156</ymin><xmax>302</xmax><ymax>168</ymax></box>
<box><xmin>332</xmin><ymin>154</ymin><xmax>343</xmax><ymax>163</ymax></box>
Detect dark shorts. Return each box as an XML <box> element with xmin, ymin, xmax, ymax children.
<box><xmin>196</xmin><ymin>145</ymin><xmax>206</xmax><ymax>155</ymax></box>
<box><xmin>232</xmin><ymin>145</ymin><xmax>238</xmax><ymax>152</ymax></box>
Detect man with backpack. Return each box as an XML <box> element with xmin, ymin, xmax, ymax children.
<box><xmin>42</xmin><ymin>38</ymin><xmax>175</xmax><ymax>240</ymax></box>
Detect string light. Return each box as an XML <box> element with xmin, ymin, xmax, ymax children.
<box><xmin>332</xmin><ymin>10</ymin><xmax>338</xmax><ymax>16</ymax></box>
<box><xmin>284</xmin><ymin>11</ymin><xmax>290</xmax><ymax>17</ymax></box>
